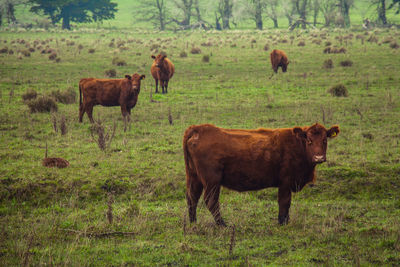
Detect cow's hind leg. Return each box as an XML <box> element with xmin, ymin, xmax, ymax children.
<box><xmin>204</xmin><ymin>183</ymin><xmax>225</xmax><ymax>226</ymax></box>
<box><xmin>86</xmin><ymin>104</ymin><xmax>95</xmax><ymax>123</ymax></box>
<box><xmin>165</xmin><ymin>80</ymin><xmax>169</xmax><ymax>94</ymax></box>
<box><xmin>79</xmin><ymin>104</ymin><xmax>85</xmax><ymax>122</ymax></box>
<box><xmin>160</xmin><ymin>80</ymin><xmax>165</xmax><ymax>94</ymax></box>
<box><xmin>186</xmin><ymin>175</ymin><xmax>203</xmax><ymax>223</ymax></box>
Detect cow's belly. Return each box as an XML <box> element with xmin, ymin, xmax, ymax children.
<box><xmin>221</xmin><ymin>163</ymin><xmax>279</xmax><ymax>192</ymax></box>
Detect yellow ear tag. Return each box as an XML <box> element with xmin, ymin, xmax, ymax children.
<box><xmin>331</xmin><ymin>132</ymin><xmax>336</xmax><ymax>137</ymax></box>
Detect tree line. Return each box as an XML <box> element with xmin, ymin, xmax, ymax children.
<box><xmin>0</xmin><ymin>0</ymin><xmax>399</xmax><ymax>30</ymax></box>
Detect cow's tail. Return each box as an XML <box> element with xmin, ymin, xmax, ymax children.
<box><xmin>183</xmin><ymin>126</ymin><xmax>201</xmax><ymax>199</ymax></box>
<box><xmin>79</xmin><ymin>81</ymin><xmax>83</xmax><ymax>108</ymax></box>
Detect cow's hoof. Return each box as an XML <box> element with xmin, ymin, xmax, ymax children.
<box><xmin>278</xmin><ymin>215</ymin><xmax>289</xmax><ymax>225</ymax></box>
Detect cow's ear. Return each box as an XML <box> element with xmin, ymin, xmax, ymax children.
<box><xmin>293</xmin><ymin>127</ymin><xmax>307</xmax><ymax>139</ymax></box>
<box><xmin>151</xmin><ymin>55</ymin><xmax>156</xmax><ymax>59</ymax></box>
<box><xmin>125</xmin><ymin>75</ymin><xmax>132</xmax><ymax>80</ymax></box>
<box><xmin>327</xmin><ymin>125</ymin><xmax>339</xmax><ymax>138</ymax></box>
<box><xmin>162</xmin><ymin>54</ymin><xmax>167</xmax><ymax>59</ymax></box>
<box><xmin>140</xmin><ymin>75</ymin><xmax>145</xmax><ymax>80</ymax></box>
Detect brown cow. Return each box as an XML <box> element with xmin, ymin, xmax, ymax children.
<box><xmin>79</xmin><ymin>73</ymin><xmax>145</xmax><ymax>126</ymax></box>
<box><xmin>151</xmin><ymin>54</ymin><xmax>175</xmax><ymax>94</ymax></box>
<box><xmin>270</xmin><ymin>49</ymin><xmax>289</xmax><ymax>73</ymax></box>
<box><xmin>183</xmin><ymin>123</ymin><xmax>339</xmax><ymax>226</ymax></box>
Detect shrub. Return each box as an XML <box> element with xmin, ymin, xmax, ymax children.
<box><xmin>323</xmin><ymin>59</ymin><xmax>333</xmax><ymax>69</ymax></box>
<box><xmin>27</xmin><ymin>96</ymin><xmax>58</xmax><ymax>113</ymax></box>
<box><xmin>202</xmin><ymin>55</ymin><xmax>210</xmax><ymax>63</ymax></box>
<box><xmin>179</xmin><ymin>51</ymin><xmax>187</xmax><ymax>58</ymax></box>
<box><xmin>190</xmin><ymin>47</ymin><xmax>201</xmax><ymax>54</ymax></box>
<box><xmin>390</xmin><ymin>42</ymin><xmax>399</xmax><ymax>49</ymax></box>
<box><xmin>112</xmin><ymin>57</ymin><xmax>127</xmax><ymax>66</ymax></box>
<box><xmin>340</xmin><ymin>60</ymin><xmax>353</xmax><ymax>67</ymax></box>
<box><xmin>329</xmin><ymin>84</ymin><xmax>348</xmax><ymax>97</ymax></box>
<box><xmin>50</xmin><ymin>89</ymin><xmax>76</xmax><ymax>104</ymax></box>
<box><xmin>22</xmin><ymin>89</ymin><xmax>38</xmax><ymax>101</ymax></box>
<box><xmin>49</xmin><ymin>52</ymin><xmax>57</xmax><ymax>60</ymax></box>
<box><xmin>105</xmin><ymin>69</ymin><xmax>117</xmax><ymax>77</ymax></box>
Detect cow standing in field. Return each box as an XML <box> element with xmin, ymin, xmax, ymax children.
<box><xmin>151</xmin><ymin>54</ymin><xmax>175</xmax><ymax>94</ymax></box>
<box><xmin>270</xmin><ymin>49</ymin><xmax>289</xmax><ymax>73</ymax></box>
<box><xmin>79</xmin><ymin>73</ymin><xmax>145</xmax><ymax>128</ymax></box>
<box><xmin>183</xmin><ymin>123</ymin><xmax>339</xmax><ymax>226</ymax></box>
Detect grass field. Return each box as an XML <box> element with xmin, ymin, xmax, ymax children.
<box><xmin>0</xmin><ymin>27</ymin><xmax>400</xmax><ymax>266</ymax></box>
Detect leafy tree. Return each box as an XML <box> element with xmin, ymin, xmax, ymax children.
<box><xmin>337</xmin><ymin>0</ymin><xmax>353</xmax><ymax>27</ymax></box>
<box><xmin>216</xmin><ymin>0</ymin><xmax>233</xmax><ymax>29</ymax></box>
<box><xmin>172</xmin><ymin>0</ymin><xmax>193</xmax><ymax>27</ymax></box>
<box><xmin>29</xmin><ymin>0</ymin><xmax>117</xmax><ymax>30</ymax></box>
<box><xmin>389</xmin><ymin>0</ymin><xmax>400</xmax><ymax>14</ymax></box>
<box><xmin>246</xmin><ymin>0</ymin><xmax>266</xmax><ymax>30</ymax></box>
<box><xmin>0</xmin><ymin>0</ymin><xmax>27</xmax><ymax>25</ymax></box>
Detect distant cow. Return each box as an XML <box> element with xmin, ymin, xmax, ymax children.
<box><xmin>151</xmin><ymin>54</ymin><xmax>175</xmax><ymax>94</ymax></box>
<box><xmin>270</xmin><ymin>49</ymin><xmax>289</xmax><ymax>73</ymax></box>
<box><xmin>183</xmin><ymin>123</ymin><xmax>339</xmax><ymax>226</ymax></box>
<box><xmin>79</xmin><ymin>73</ymin><xmax>145</xmax><ymax>126</ymax></box>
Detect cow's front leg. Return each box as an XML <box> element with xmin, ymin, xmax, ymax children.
<box><xmin>278</xmin><ymin>186</ymin><xmax>292</xmax><ymax>225</ymax></box>
<box><xmin>160</xmin><ymin>80</ymin><xmax>165</xmax><ymax>94</ymax></box>
<box><xmin>121</xmin><ymin>106</ymin><xmax>129</xmax><ymax>132</ymax></box>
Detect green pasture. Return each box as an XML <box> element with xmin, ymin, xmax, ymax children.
<box><xmin>0</xmin><ymin>27</ymin><xmax>400</xmax><ymax>266</ymax></box>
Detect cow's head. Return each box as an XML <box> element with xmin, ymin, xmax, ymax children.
<box><xmin>293</xmin><ymin>123</ymin><xmax>339</xmax><ymax>164</ymax></box>
<box><xmin>151</xmin><ymin>54</ymin><xmax>167</xmax><ymax>68</ymax></box>
<box><xmin>126</xmin><ymin>73</ymin><xmax>145</xmax><ymax>91</ymax></box>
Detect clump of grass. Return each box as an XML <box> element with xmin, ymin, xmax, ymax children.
<box><xmin>298</xmin><ymin>41</ymin><xmax>306</xmax><ymax>46</ymax></box>
<box><xmin>55</xmin><ymin>57</ymin><xmax>61</xmax><ymax>63</ymax></box>
<box><xmin>90</xmin><ymin>118</ymin><xmax>116</xmax><ymax>151</ymax></box>
<box><xmin>329</xmin><ymin>84</ymin><xmax>348</xmax><ymax>97</ymax></box>
<box><xmin>8</xmin><ymin>49</ymin><xmax>14</xmax><ymax>55</ymax></box>
<box><xmin>251</xmin><ymin>39</ymin><xmax>257</xmax><ymax>43</ymax></box>
<box><xmin>201</xmin><ymin>42</ymin><xmax>213</xmax><ymax>47</ymax></box>
<box><xmin>66</xmin><ymin>40</ymin><xmax>75</xmax><ymax>46</ymax></box>
<box><xmin>312</xmin><ymin>39</ymin><xmax>321</xmax><ymax>45</ymax></box>
<box><xmin>202</xmin><ymin>55</ymin><xmax>210</xmax><ymax>63</ymax></box>
<box><xmin>390</xmin><ymin>42</ymin><xmax>399</xmax><ymax>49</ymax></box>
<box><xmin>0</xmin><ymin>47</ymin><xmax>8</xmax><ymax>53</ymax></box>
<box><xmin>105</xmin><ymin>69</ymin><xmax>117</xmax><ymax>77</ymax></box>
<box><xmin>28</xmin><ymin>47</ymin><xmax>35</xmax><ymax>53</ymax></box>
<box><xmin>88</xmin><ymin>48</ymin><xmax>95</xmax><ymax>53</ymax></box>
<box><xmin>230</xmin><ymin>43</ymin><xmax>237</xmax><ymax>47</ymax></box>
<box><xmin>180</xmin><ymin>51</ymin><xmax>188</xmax><ymax>58</ymax></box>
<box><xmin>109</xmin><ymin>42</ymin><xmax>115</xmax><ymax>48</ymax></box>
<box><xmin>340</xmin><ymin>60</ymin><xmax>353</xmax><ymax>67</ymax></box>
<box><xmin>60</xmin><ymin>115</ymin><xmax>67</xmax><ymax>135</ymax></box>
<box><xmin>27</xmin><ymin>95</ymin><xmax>58</xmax><ymax>113</ymax></box>
<box><xmin>190</xmin><ymin>47</ymin><xmax>201</xmax><ymax>54</ymax></box>
<box><xmin>323</xmin><ymin>47</ymin><xmax>346</xmax><ymax>54</ymax></box>
<box><xmin>22</xmin><ymin>89</ymin><xmax>38</xmax><ymax>102</ymax></box>
<box><xmin>323</xmin><ymin>59</ymin><xmax>333</xmax><ymax>69</ymax></box>
<box><xmin>263</xmin><ymin>44</ymin><xmax>269</xmax><ymax>51</ymax></box>
<box><xmin>49</xmin><ymin>52</ymin><xmax>57</xmax><ymax>60</ymax></box>
<box><xmin>367</xmin><ymin>35</ymin><xmax>378</xmax><ymax>43</ymax></box>
<box><xmin>112</xmin><ymin>57</ymin><xmax>127</xmax><ymax>66</ymax></box>
<box><xmin>50</xmin><ymin>89</ymin><xmax>76</xmax><ymax>104</ymax></box>
<box><xmin>280</xmin><ymin>39</ymin><xmax>288</xmax><ymax>43</ymax></box>
<box><xmin>21</xmin><ymin>50</ymin><xmax>31</xmax><ymax>57</ymax></box>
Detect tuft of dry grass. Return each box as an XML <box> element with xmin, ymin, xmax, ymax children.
<box><xmin>88</xmin><ymin>48</ymin><xmax>95</xmax><ymax>54</ymax></box>
<box><xmin>202</xmin><ymin>55</ymin><xmax>210</xmax><ymax>63</ymax></box>
<box><xmin>390</xmin><ymin>42</ymin><xmax>399</xmax><ymax>49</ymax></box>
<box><xmin>190</xmin><ymin>47</ymin><xmax>201</xmax><ymax>54</ymax></box>
<box><xmin>340</xmin><ymin>60</ymin><xmax>353</xmax><ymax>67</ymax></box>
<box><xmin>263</xmin><ymin>44</ymin><xmax>269</xmax><ymax>51</ymax></box>
<box><xmin>329</xmin><ymin>84</ymin><xmax>348</xmax><ymax>97</ymax></box>
<box><xmin>112</xmin><ymin>57</ymin><xmax>127</xmax><ymax>66</ymax></box>
<box><xmin>323</xmin><ymin>59</ymin><xmax>333</xmax><ymax>69</ymax></box>
<box><xmin>50</xmin><ymin>89</ymin><xmax>76</xmax><ymax>104</ymax></box>
<box><xmin>105</xmin><ymin>69</ymin><xmax>117</xmax><ymax>77</ymax></box>
<box><xmin>49</xmin><ymin>52</ymin><xmax>57</xmax><ymax>60</ymax></box>
<box><xmin>298</xmin><ymin>41</ymin><xmax>306</xmax><ymax>46</ymax></box>
<box><xmin>180</xmin><ymin>51</ymin><xmax>188</xmax><ymax>58</ymax></box>
<box><xmin>27</xmin><ymin>95</ymin><xmax>58</xmax><ymax>113</ymax></box>
<box><xmin>22</xmin><ymin>89</ymin><xmax>38</xmax><ymax>102</ymax></box>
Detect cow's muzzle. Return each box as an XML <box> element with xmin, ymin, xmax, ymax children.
<box><xmin>313</xmin><ymin>155</ymin><xmax>326</xmax><ymax>163</ymax></box>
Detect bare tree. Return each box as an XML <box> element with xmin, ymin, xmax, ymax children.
<box><xmin>282</xmin><ymin>0</ymin><xmax>297</xmax><ymax>26</ymax></box>
<box><xmin>216</xmin><ymin>0</ymin><xmax>233</xmax><ymax>29</ymax></box>
<box><xmin>246</xmin><ymin>0</ymin><xmax>265</xmax><ymax>30</ymax></box>
<box><xmin>320</xmin><ymin>0</ymin><xmax>336</xmax><ymax>26</ymax></box>
<box><xmin>312</xmin><ymin>0</ymin><xmax>320</xmax><ymax>26</ymax></box>
<box><xmin>136</xmin><ymin>0</ymin><xmax>170</xmax><ymax>30</ymax></box>
<box><xmin>337</xmin><ymin>0</ymin><xmax>353</xmax><ymax>27</ymax></box>
<box><xmin>172</xmin><ymin>0</ymin><xmax>193</xmax><ymax>27</ymax></box>
<box><xmin>295</xmin><ymin>0</ymin><xmax>309</xmax><ymax>29</ymax></box>
<box><xmin>266</xmin><ymin>0</ymin><xmax>279</xmax><ymax>28</ymax></box>
<box><xmin>0</xmin><ymin>0</ymin><xmax>26</xmax><ymax>25</ymax></box>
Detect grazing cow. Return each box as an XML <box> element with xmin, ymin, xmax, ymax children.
<box><xmin>183</xmin><ymin>123</ymin><xmax>339</xmax><ymax>226</ymax></box>
<box><xmin>151</xmin><ymin>54</ymin><xmax>175</xmax><ymax>94</ymax></box>
<box><xmin>270</xmin><ymin>49</ymin><xmax>289</xmax><ymax>73</ymax></box>
<box><xmin>79</xmin><ymin>73</ymin><xmax>145</xmax><ymax>126</ymax></box>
